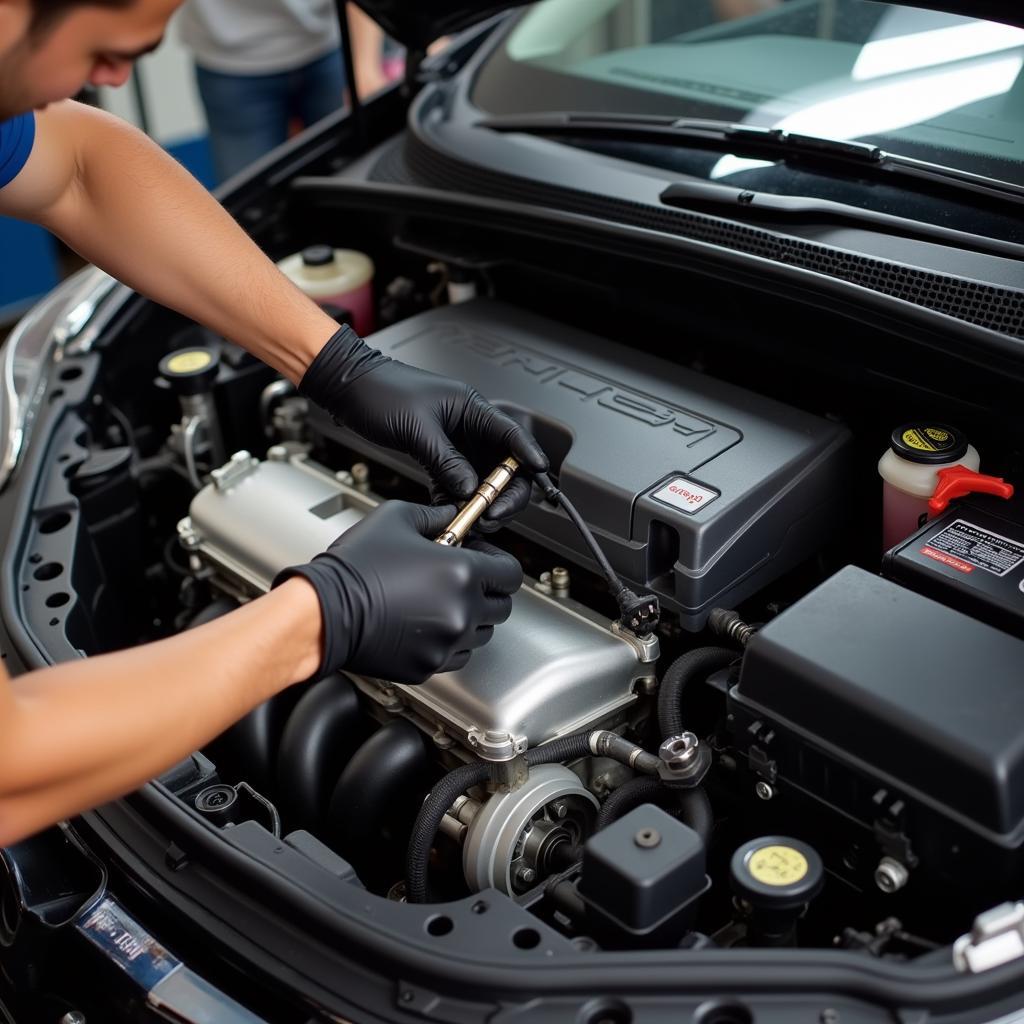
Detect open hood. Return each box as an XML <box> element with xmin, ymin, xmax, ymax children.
<box><xmin>347</xmin><ymin>1</ymin><xmax>531</xmax><ymax>53</ymax></box>
<box><xmin>347</xmin><ymin>0</ymin><xmax>1024</xmax><ymax>52</ymax></box>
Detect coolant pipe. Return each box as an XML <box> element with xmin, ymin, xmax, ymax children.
<box><xmin>657</xmin><ymin>646</ymin><xmax>737</xmax><ymax>741</ymax></box>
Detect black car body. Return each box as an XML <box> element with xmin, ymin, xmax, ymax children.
<box><xmin>3</xmin><ymin>1</ymin><xmax>1024</xmax><ymax>1020</ymax></box>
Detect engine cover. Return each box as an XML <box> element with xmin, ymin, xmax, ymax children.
<box><xmin>314</xmin><ymin>300</ymin><xmax>852</xmax><ymax>628</ymax></box>
<box><xmin>180</xmin><ymin>450</ymin><xmax>652</xmax><ymax>763</ymax></box>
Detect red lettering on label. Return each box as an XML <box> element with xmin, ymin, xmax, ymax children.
<box><xmin>668</xmin><ymin>484</ymin><xmax>704</xmax><ymax>504</ymax></box>
<box><xmin>921</xmin><ymin>546</ymin><xmax>974</xmax><ymax>574</ymax></box>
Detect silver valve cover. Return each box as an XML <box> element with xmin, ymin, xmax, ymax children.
<box><xmin>180</xmin><ymin>449</ymin><xmax>653</xmax><ymax>761</ymax></box>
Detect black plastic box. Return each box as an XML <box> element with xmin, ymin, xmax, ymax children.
<box><xmin>578</xmin><ymin>804</ymin><xmax>709</xmax><ymax>944</ymax></box>
<box><xmin>729</xmin><ymin>566</ymin><xmax>1024</xmax><ymax>883</ymax></box>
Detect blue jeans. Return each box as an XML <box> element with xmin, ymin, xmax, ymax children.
<box><xmin>195</xmin><ymin>50</ymin><xmax>346</xmax><ymax>184</ymax></box>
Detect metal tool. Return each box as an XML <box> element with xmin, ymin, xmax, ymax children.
<box><xmin>435</xmin><ymin>457</ymin><xmax>519</xmax><ymax>546</ymax></box>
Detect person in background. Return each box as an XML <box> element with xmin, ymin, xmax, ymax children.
<box><xmin>177</xmin><ymin>0</ymin><xmax>394</xmax><ymax>184</ymax></box>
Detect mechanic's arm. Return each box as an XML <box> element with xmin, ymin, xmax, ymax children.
<box><xmin>0</xmin><ymin>501</ymin><xmax>520</xmax><ymax>847</ymax></box>
<box><xmin>0</xmin><ymin>100</ymin><xmax>336</xmax><ymax>384</ymax></box>
<box><xmin>0</xmin><ymin>578</ymin><xmax>321</xmax><ymax>846</ymax></box>
<box><xmin>0</xmin><ymin>101</ymin><xmax>549</xmax><ymax>519</ymax></box>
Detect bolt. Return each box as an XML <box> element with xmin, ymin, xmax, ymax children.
<box><xmin>820</xmin><ymin>1010</ymin><xmax>841</xmax><ymax>1024</ymax></box>
<box><xmin>400</xmin><ymin>990</ymin><xmax>415</xmax><ymax>1004</ymax></box>
<box><xmin>351</xmin><ymin>462</ymin><xmax>370</xmax><ymax>489</ymax></box>
<box><xmin>517</xmin><ymin>867</ymin><xmax>537</xmax><ymax>886</ymax></box>
<box><xmin>755</xmin><ymin>780</ymin><xmax>775</xmax><ymax>801</ymax></box>
<box><xmin>738</xmin><ymin>190</ymin><xmax>756</xmax><ymax>205</ymax></box>
<box><xmin>874</xmin><ymin>857</ymin><xmax>909</xmax><ymax>894</ymax></box>
<box><xmin>550</xmin><ymin>801</ymin><xmax>568</xmax><ymax>820</ymax></box>
<box><xmin>659</xmin><ymin>732</ymin><xmax>700</xmax><ymax>771</ymax></box>
<box><xmin>61</xmin><ymin>1014</ymin><xmax>87</xmax><ymax>1024</ymax></box>
<box><xmin>267</xmin><ymin>445</ymin><xmax>288</xmax><ymax>462</ymax></box>
<box><xmin>634</xmin><ymin>828</ymin><xmax>662</xmax><ymax>849</ymax></box>
<box><xmin>551</xmin><ymin>567</ymin><xmax>570</xmax><ymax>595</ymax></box>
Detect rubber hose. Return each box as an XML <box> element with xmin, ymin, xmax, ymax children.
<box><xmin>595</xmin><ymin>776</ymin><xmax>714</xmax><ymax>848</ymax></box>
<box><xmin>657</xmin><ymin>646</ymin><xmax>736</xmax><ymax>741</ymax></box>
<box><xmin>595</xmin><ymin>776</ymin><xmax>667</xmax><ymax>831</ymax></box>
<box><xmin>407</xmin><ymin>732</ymin><xmax>596</xmax><ymax>903</ymax></box>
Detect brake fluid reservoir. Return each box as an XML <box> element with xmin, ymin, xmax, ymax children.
<box><xmin>278</xmin><ymin>245</ymin><xmax>375</xmax><ymax>335</ymax></box>
<box><xmin>878</xmin><ymin>424</ymin><xmax>978</xmax><ymax>551</ymax></box>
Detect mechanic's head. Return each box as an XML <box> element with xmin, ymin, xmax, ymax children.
<box><xmin>0</xmin><ymin>0</ymin><xmax>181</xmax><ymax>120</ymax></box>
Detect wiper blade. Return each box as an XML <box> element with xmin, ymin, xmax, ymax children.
<box><xmin>660</xmin><ymin>179</ymin><xmax>1024</xmax><ymax>263</ymax></box>
<box><xmin>477</xmin><ymin>111</ymin><xmax>1024</xmax><ymax>208</ymax></box>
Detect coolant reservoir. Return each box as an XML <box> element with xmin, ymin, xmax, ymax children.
<box><xmin>278</xmin><ymin>245</ymin><xmax>375</xmax><ymax>336</ymax></box>
<box><xmin>878</xmin><ymin>424</ymin><xmax>979</xmax><ymax>550</ymax></box>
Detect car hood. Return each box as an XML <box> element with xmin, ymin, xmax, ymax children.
<box><xmin>348</xmin><ymin>0</ymin><xmax>1024</xmax><ymax>50</ymax></box>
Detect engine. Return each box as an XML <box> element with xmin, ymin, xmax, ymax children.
<box><xmin>139</xmin><ymin>296</ymin><xmax>1024</xmax><ymax>953</ymax></box>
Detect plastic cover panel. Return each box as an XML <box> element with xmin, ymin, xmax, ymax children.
<box><xmin>320</xmin><ymin>300</ymin><xmax>851</xmax><ymax>626</ymax></box>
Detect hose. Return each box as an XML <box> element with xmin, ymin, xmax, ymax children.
<box><xmin>657</xmin><ymin>646</ymin><xmax>737</xmax><ymax>741</ymax></box>
<box><xmin>594</xmin><ymin>776</ymin><xmax>714</xmax><ymax>848</ymax></box>
<box><xmin>406</xmin><ymin>731</ymin><xmax>621</xmax><ymax>903</ymax></box>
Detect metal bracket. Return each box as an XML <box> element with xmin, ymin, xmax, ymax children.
<box><xmin>211</xmin><ymin>450</ymin><xmax>259</xmax><ymax>492</ymax></box>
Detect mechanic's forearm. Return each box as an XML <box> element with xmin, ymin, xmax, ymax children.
<box><xmin>39</xmin><ymin>104</ymin><xmax>339</xmax><ymax>383</ymax></box>
<box><xmin>0</xmin><ymin>579</ymin><xmax>322</xmax><ymax>845</ymax></box>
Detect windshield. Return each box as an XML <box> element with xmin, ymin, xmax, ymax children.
<box><xmin>472</xmin><ymin>0</ymin><xmax>1024</xmax><ymax>188</ymax></box>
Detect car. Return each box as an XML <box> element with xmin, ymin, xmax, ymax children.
<box><xmin>3</xmin><ymin>0</ymin><xmax>1024</xmax><ymax>1020</ymax></box>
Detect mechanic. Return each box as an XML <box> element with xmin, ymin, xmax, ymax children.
<box><xmin>0</xmin><ymin>0</ymin><xmax>548</xmax><ymax>845</ymax></box>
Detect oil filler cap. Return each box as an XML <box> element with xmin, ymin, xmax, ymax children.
<box><xmin>158</xmin><ymin>346</ymin><xmax>220</xmax><ymax>396</ymax></box>
<box><xmin>890</xmin><ymin>423</ymin><xmax>967</xmax><ymax>465</ymax></box>
<box><xmin>730</xmin><ymin>836</ymin><xmax>824</xmax><ymax>911</ymax></box>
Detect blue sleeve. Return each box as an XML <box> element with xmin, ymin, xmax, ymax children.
<box><xmin>0</xmin><ymin>113</ymin><xmax>35</xmax><ymax>189</ymax></box>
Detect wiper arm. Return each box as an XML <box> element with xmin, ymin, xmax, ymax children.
<box><xmin>659</xmin><ymin>179</ymin><xmax>1024</xmax><ymax>263</ymax></box>
<box><xmin>477</xmin><ymin>111</ymin><xmax>1024</xmax><ymax>208</ymax></box>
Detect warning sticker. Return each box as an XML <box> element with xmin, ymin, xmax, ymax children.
<box><xmin>922</xmin><ymin>519</ymin><xmax>1024</xmax><ymax>578</ymax></box>
<box><xmin>651</xmin><ymin>476</ymin><xmax>719</xmax><ymax>515</ymax></box>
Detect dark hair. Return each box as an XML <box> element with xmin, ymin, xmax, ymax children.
<box><xmin>31</xmin><ymin>0</ymin><xmax>135</xmax><ymax>34</ymax></box>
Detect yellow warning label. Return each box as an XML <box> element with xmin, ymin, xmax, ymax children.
<box><xmin>924</xmin><ymin>428</ymin><xmax>951</xmax><ymax>444</ymax></box>
<box><xmin>902</xmin><ymin>428</ymin><xmax>938</xmax><ymax>453</ymax></box>
<box><xmin>748</xmin><ymin>845</ymin><xmax>809</xmax><ymax>886</ymax></box>
<box><xmin>166</xmin><ymin>350</ymin><xmax>212</xmax><ymax>375</ymax></box>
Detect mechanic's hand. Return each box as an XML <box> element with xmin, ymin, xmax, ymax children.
<box><xmin>299</xmin><ymin>326</ymin><xmax>548</xmax><ymax>530</ymax></box>
<box><xmin>273</xmin><ymin>501</ymin><xmax>523</xmax><ymax>685</ymax></box>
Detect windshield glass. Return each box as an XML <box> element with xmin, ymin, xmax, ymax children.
<box><xmin>472</xmin><ymin>0</ymin><xmax>1024</xmax><ymax>188</ymax></box>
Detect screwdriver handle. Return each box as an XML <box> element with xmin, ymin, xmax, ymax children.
<box><xmin>435</xmin><ymin>457</ymin><xmax>520</xmax><ymax>546</ymax></box>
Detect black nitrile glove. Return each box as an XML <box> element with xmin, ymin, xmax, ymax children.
<box><xmin>299</xmin><ymin>326</ymin><xmax>548</xmax><ymax>530</ymax></box>
<box><xmin>273</xmin><ymin>501</ymin><xmax>523</xmax><ymax>685</ymax></box>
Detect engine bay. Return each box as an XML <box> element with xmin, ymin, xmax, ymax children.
<box><xmin>23</xmin><ymin>227</ymin><xmax>1024</xmax><ymax>973</ymax></box>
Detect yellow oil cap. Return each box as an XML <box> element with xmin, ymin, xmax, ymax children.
<box><xmin>731</xmin><ymin>836</ymin><xmax>824</xmax><ymax>911</ymax></box>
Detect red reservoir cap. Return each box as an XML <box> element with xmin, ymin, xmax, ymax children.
<box><xmin>928</xmin><ymin>465</ymin><xmax>1015</xmax><ymax>515</ymax></box>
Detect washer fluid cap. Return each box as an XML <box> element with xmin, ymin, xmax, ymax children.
<box><xmin>731</xmin><ymin>836</ymin><xmax>824</xmax><ymax>911</ymax></box>
<box><xmin>301</xmin><ymin>245</ymin><xmax>335</xmax><ymax>268</ymax></box>
<box><xmin>158</xmin><ymin>346</ymin><xmax>220</xmax><ymax>396</ymax></box>
<box><xmin>890</xmin><ymin>424</ymin><xmax>967</xmax><ymax>465</ymax></box>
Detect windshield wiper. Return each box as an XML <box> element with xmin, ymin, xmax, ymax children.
<box><xmin>659</xmin><ymin>178</ymin><xmax>1024</xmax><ymax>263</ymax></box>
<box><xmin>477</xmin><ymin>111</ymin><xmax>1024</xmax><ymax>209</ymax></box>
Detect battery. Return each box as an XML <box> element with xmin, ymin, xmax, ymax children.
<box><xmin>882</xmin><ymin>494</ymin><xmax>1024</xmax><ymax>639</ymax></box>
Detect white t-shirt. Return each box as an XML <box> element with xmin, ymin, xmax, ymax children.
<box><xmin>177</xmin><ymin>0</ymin><xmax>341</xmax><ymax>75</ymax></box>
